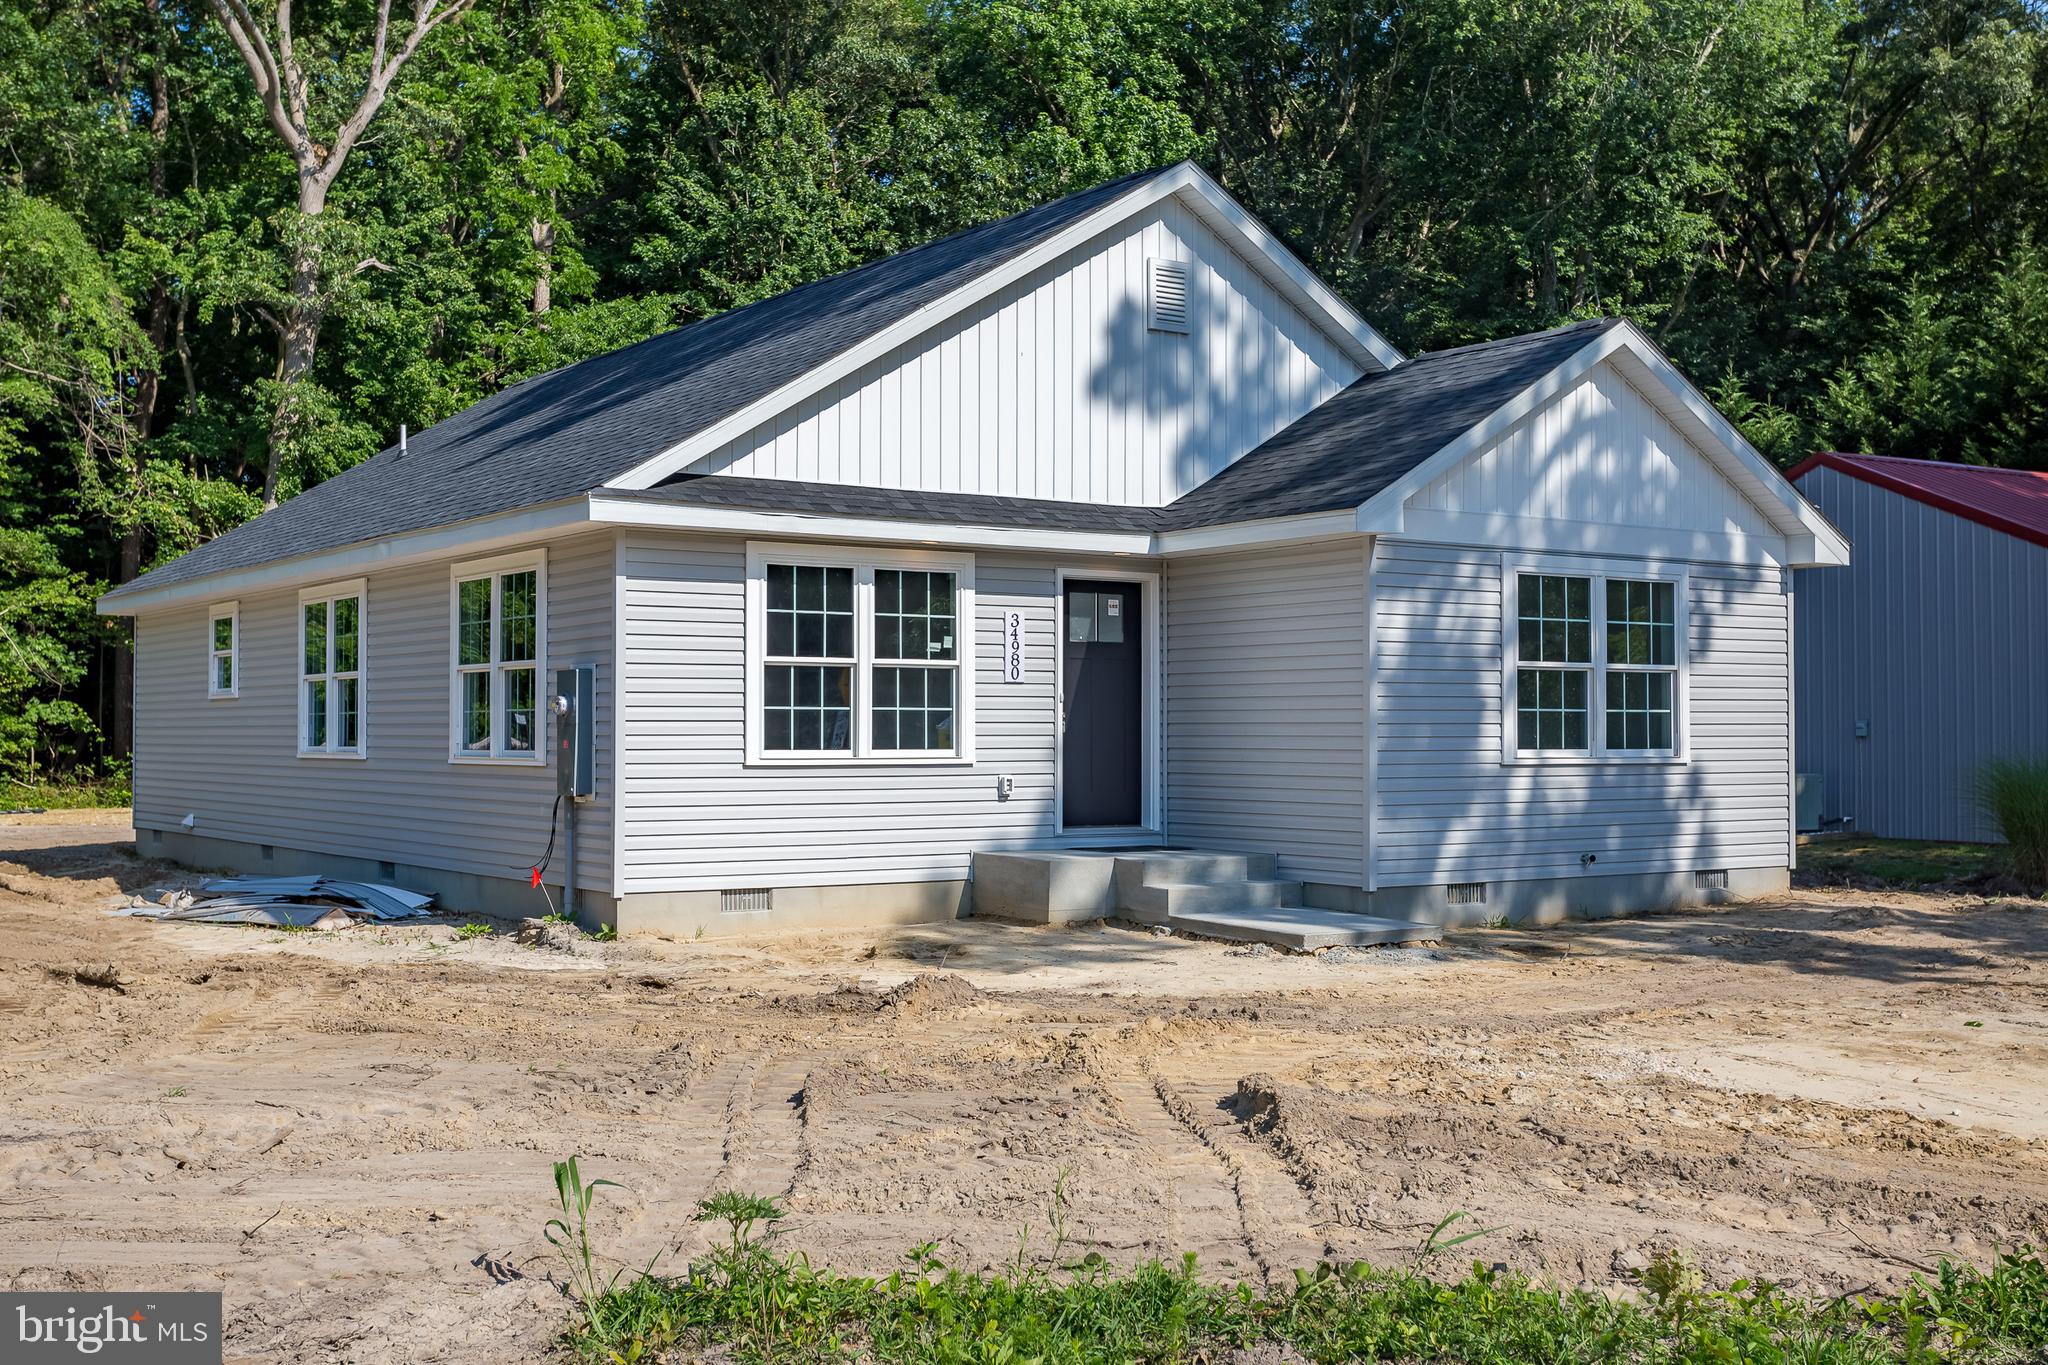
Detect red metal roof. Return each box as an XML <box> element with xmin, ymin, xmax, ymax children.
<box><xmin>1787</xmin><ymin>452</ymin><xmax>2048</xmax><ymax>550</ymax></box>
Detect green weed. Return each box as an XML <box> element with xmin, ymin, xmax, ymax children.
<box><xmin>455</xmin><ymin>921</ymin><xmax>493</xmax><ymax>940</ymax></box>
<box><xmin>549</xmin><ymin>1163</ymin><xmax>2048</xmax><ymax>1364</ymax></box>
<box><xmin>1980</xmin><ymin>757</ymin><xmax>2048</xmax><ymax>889</ymax></box>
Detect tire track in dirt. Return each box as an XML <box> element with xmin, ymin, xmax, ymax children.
<box><xmin>1093</xmin><ymin>1054</ymin><xmax>1261</xmax><ymax>1279</ymax></box>
<box><xmin>1148</xmin><ymin>1065</ymin><xmax>1329</xmax><ymax>1286</ymax></box>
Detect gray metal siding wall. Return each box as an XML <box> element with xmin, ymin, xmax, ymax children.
<box><xmin>616</xmin><ymin>532</ymin><xmax>1152</xmax><ymax>892</ymax></box>
<box><xmin>1372</xmin><ymin>540</ymin><xmax>1791</xmax><ymax>885</ymax></box>
<box><xmin>1794</xmin><ymin>466</ymin><xmax>2048</xmax><ymax>842</ymax></box>
<box><xmin>131</xmin><ymin>530</ymin><xmax>616</xmax><ymax>894</ymax></box>
<box><xmin>1163</xmin><ymin>541</ymin><xmax>1367</xmax><ymax>886</ymax></box>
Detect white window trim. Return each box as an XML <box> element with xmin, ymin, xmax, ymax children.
<box><xmin>448</xmin><ymin>548</ymin><xmax>549</xmax><ymax>765</ymax></box>
<box><xmin>744</xmin><ymin>541</ymin><xmax>977</xmax><ymax>766</ymax></box>
<box><xmin>207</xmin><ymin>601</ymin><xmax>239</xmax><ymax>699</ymax></box>
<box><xmin>1500</xmin><ymin>561</ymin><xmax>1690</xmax><ymax>766</ymax></box>
<box><xmin>297</xmin><ymin>578</ymin><xmax>367</xmax><ymax>759</ymax></box>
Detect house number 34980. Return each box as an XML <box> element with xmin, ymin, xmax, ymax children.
<box><xmin>1003</xmin><ymin>610</ymin><xmax>1024</xmax><ymax>684</ymax></box>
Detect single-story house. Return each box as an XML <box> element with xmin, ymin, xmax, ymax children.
<box><xmin>1792</xmin><ymin>452</ymin><xmax>2048</xmax><ymax>843</ymax></box>
<box><xmin>100</xmin><ymin>161</ymin><xmax>1849</xmax><ymax>937</ymax></box>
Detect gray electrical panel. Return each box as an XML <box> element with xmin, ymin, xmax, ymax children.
<box><xmin>554</xmin><ymin>665</ymin><xmax>595</xmax><ymax>798</ymax></box>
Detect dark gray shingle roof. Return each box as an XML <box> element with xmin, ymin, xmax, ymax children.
<box><xmin>1160</xmin><ymin>317</ymin><xmax>1618</xmax><ymax>527</ymax></box>
<box><xmin>109</xmin><ymin>164</ymin><xmax>1182</xmax><ymax>600</ymax></box>
<box><xmin>619</xmin><ymin>318</ymin><xmax>1621</xmax><ymax>533</ymax></box>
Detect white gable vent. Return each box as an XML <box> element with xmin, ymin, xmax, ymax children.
<box><xmin>1146</xmin><ymin>257</ymin><xmax>1190</xmax><ymax>334</ymax></box>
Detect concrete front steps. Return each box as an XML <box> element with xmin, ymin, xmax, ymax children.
<box><xmin>971</xmin><ymin>847</ymin><xmax>1442</xmax><ymax>952</ymax></box>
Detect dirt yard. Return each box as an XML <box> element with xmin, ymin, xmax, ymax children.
<box><xmin>1</xmin><ymin>811</ymin><xmax>2043</xmax><ymax>1363</ymax></box>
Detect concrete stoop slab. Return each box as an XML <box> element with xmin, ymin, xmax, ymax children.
<box><xmin>1165</xmin><ymin>905</ymin><xmax>1443</xmax><ymax>951</ymax></box>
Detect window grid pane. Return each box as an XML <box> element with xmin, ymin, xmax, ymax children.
<box><xmin>767</xmin><ymin>565</ymin><xmax>854</xmax><ymax>661</ymax></box>
<box><xmin>763</xmin><ymin>664</ymin><xmax>852</xmax><ymax>752</ymax></box>
<box><xmin>1517</xmin><ymin>668</ymin><xmax>1588</xmax><ymax>752</ymax></box>
<box><xmin>875</xmin><ymin>570</ymin><xmax>957</xmax><ymax>662</ymax></box>
<box><xmin>303</xmin><ymin>603</ymin><xmax>327</xmax><ymax>678</ymax></box>
<box><xmin>461</xmin><ymin>670</ymin><xmax>491</xmax><ymax>750</ymax></box>
<box><xmin>1518</xmin><ymin>574</ymin><xmax>1591</xmax><ymax>664</ymax></box>
<box><xmin>500</xmin><ymin>571</ymin><xmax>538</xmax><ymax>662</ymax></box>
<box><xmin>871</xmin><ymin>665</ymin><xmax>955</xmax><ymax>752</ymax></box>
<box><xmin>1606</xmin><ymin>579</ymin><xmax>1675</xmax><ymax>667</ymax></box>
<box><xmin>458</xmin><ymin>578</ymin><xmax>492</xmax><ymax>666</ymax></box>
<box><xmin>213</xmin><ymin>617</ymin><xmax>234</xmax><ymax>652</ymax></box>
<box><xmin>305</xmin><ymin>679</ymin><xmax>327</xmax><ymax>748</ymax></box>
<box><xmin>214</xmin><ymin>656</ymin><xmax>233</xmax><ymax>693</ymax></box>
<box><xmin>1606</xmin><ymin>668</ymin><xmax>1674</xmax><ymax>752</ymax></box>
<box><xmin>502</xmin><ymin>665</ymin><xmax>536</xmax><ymax>752</ymax></box>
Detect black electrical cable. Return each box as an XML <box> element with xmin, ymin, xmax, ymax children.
<box><xmin>521</xmin><ymin>794</ymin><xmax>565</xmax><ymax>883</ymax></box>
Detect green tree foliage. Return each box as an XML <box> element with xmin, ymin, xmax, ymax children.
<box><xmin>0</xmin><ymin>0</ymin><xmax>2043</xmax><ymax>780</ymax></box>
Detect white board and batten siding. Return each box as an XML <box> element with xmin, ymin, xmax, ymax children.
<box><xmin>131</xmin><ymin>531</ymin><xmax>616</xmax><ymax>894</ymax></box>
<box><xmin>683</xmin><ymin>198</ymin><xmax>1364</xmax><ymax>507</ymax></box>
<box><xmin>1405</xmin><ymin>361</ymin><xmax>1786</xmax><ymax>559</ymax></box>
<box><xmin>616</xmin><ymin>531</ymin><xmax>1148</xmax><ymax>893</ymax></box>
<box><xmin>1372</xmin><ymin>355</ymin><xmax>1797</xmax><ymax>890</ymax></box>
<box><xmin>1164</xmin><ymin>541</ymin><xmax>1368</xmax><ymax>887</ymax></box>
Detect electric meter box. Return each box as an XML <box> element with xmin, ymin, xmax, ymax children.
<box><xmin>555</xmin><ymin>665</ymin><xmax>595</xmax><ymax>799</ymax></box>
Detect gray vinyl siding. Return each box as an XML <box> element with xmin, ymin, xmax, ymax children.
<box><xmin>617</xmin><ymin>531</ymin><xmax>1150</xmax><ymax>892</ymax></box>
<box><xmin>1163</xmin><ymin>541</ymin><xmax>1367</xmax><ymax>886</ymax></box>
<box><xmin>1794</xmin><ymin>466</ymin><xmax>2048</xmax><ymax>842</ymax></box>
<box><xmin>1372</xmin><ymin>540</ymin><xmax>1791</xmax><ymax>886</ymax></box>
<box><xmin>131</xmin><ymin>531</ymin><xmax>616</xmax><ymax>895</ymax></box>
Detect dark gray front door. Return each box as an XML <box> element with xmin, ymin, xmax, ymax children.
<box><xmin>1062</xmin><ymin>580</ymin><xmax>1142</xmax><ymax>827</ymax></box>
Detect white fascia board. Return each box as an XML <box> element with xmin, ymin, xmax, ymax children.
<box><xmin>604</xmin><ymin>163</ymin><xmax>1403</xmax><ymax>493</ymax></box>
<box><xmin>1351</xmin><ymin>322</ymin><xmax>1852</xmax><ymax>569</ymax></box>
<box><xmin>1604</xmin><ymin>322</ymin><xmax>1849</xmax><ymax>567</ymax></box>
<box><xmin>589</xmin><ymin>494</ymin><xmax>1155</xmax><ymax>555</ymax></box>
<box><xmin>1152</xmin><ymin>509</ymin><xmax>1361</xmax><ymax>556</ymax></box>
<box><xmin>97</xmin><ymin>497</ymin><xmax>594</xmax><ymax>616</ymax></box>
<box><xmin>1174</xmin><ymin>163</ymin><xmax>1405</xmax><ymax>372</ymax></box>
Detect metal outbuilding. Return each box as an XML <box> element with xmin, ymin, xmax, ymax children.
<box><xmin>1792</xmin><ymin>453</ymin><xmax>2048</xmax><ymax>843</ymax></box>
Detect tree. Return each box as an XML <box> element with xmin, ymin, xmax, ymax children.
<box><xmin>201</xmin><ymin>0</ymin><xmax>482</xmax><ymax>507</ymax></box>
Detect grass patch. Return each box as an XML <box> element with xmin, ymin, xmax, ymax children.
<box><xmin>2</xmin><ymin>771</ymin><xmax>132</xmax><ymax>811</ymax></box>
<box><xmin>1979</xmin><ymin>758</ymin><xmax>2048</xmax><ymax>889</ymax></box>
<box><xmin>456</xmin><ymin>921</ymin><xmax>494</xmax><ymax>940</ymax></box>
<box><xmin>549</xmin><ymin>1165</ymin><xmax>2048</xmax><ymax>1364</ymax></box>
<box><xmin>1796</xmin><ymin>838</ymin><xmax>1999</xmax><ymax>890</ymax></box>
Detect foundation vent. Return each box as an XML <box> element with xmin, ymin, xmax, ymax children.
<box><xmin>720</xmin><ymin>887</ymin><xmax>773</xmax><ymax>914</ymax></box>
<box><xmin>1694</xmin><ymin>869</ymin><xmax>1729</xmax><ymax>890</ymax></box>
<box><xmin>1445</xmin><ymin>881</ymin><xmax>1487</xmax><ymax>906</ymax></box>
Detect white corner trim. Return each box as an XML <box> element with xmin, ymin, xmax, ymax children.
<box><xmin>603</xmin><ymin>163</ymin><xmax>1402</xmax><ymax>494</ymax></box>
<box><xmin>1352</xmin><ymin>323</ymin><xmax>1851</xmax><ymax>569</ymax></box>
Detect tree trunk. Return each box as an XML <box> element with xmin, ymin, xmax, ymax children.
<box><xmin>264</xmin><ymin>184</ymin><xmax>329</xmax><ymax>510</ymax></box>
<box><xmin>530</xmin><ymin>212</ymin><xmax>554</xmax><ymax>315</ymax></box>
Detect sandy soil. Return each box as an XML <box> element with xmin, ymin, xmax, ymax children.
<box><xmin>1</xmin><ymin>810</ymin><xmax>2044</xmax><ymax>1363</ymax></box>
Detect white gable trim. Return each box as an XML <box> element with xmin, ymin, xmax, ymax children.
<box><xmin>1352</xmin><ymin>322</ymin><xmax>1850</xmax><ymax>568</ymax></box>
<box><xmin>603</xmin><ymin>163</ymin><xmax>1404</xmax><ymax>494</ymax></box>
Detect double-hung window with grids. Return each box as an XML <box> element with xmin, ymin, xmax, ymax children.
<box><xmin>299</xmin><ymin>581</ymin><xmax>364</xmax><ymax>756</ymax></box>
<box><xmin>748</xmin><ymin>546</ymin><xmax>973</xmax><ymax>763</ymax></box>
<box><xmin>451</xmin><ymin>553</ymin><xmax>545</xmax><ymax>762</ymax></box>
<box><xmin>1508</xmin><ymin>568</ymin><xmax>1684</xmax><ymax>760</ymax></box>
